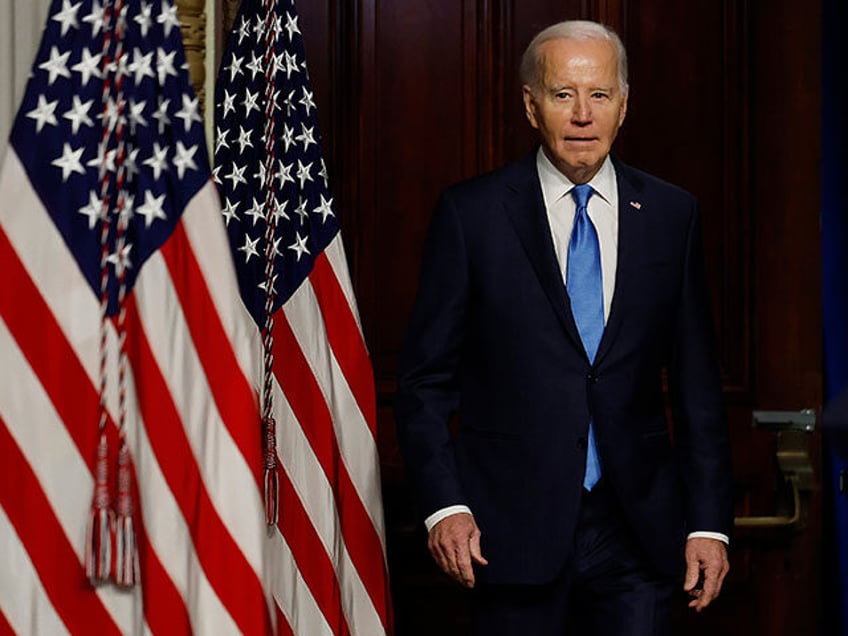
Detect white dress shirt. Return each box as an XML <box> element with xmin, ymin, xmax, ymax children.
<box><xmin>425</xmin><ymin>149</ymin><xmax>728</xmax><ymax>545</ymax></box>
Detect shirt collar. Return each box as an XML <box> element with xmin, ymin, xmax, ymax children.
<box><xmin>536</xmin><ymin>148</ymin><xmax>616</xmax><ymax>209</ymax></box>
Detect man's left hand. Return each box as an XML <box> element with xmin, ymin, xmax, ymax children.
<box><xmin>683</xmin><ymin>537</ymin><xmax>729</xmax><ymax>612</ymax></box>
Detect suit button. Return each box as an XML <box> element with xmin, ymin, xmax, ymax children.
<box><xmin>586</xmin><ymin>373</ymin><xmax>599</xmax><ymax>384</ymax></box>
<box><xmin>577</xmin><ymin>436</ymin><xmax>587</xmax><ymax>449</ymax></box>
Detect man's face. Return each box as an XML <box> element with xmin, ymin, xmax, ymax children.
<box><xmin>523</xmin><ymin>37</ymin><xmax>628</xmax><ymax>184</ymax></box>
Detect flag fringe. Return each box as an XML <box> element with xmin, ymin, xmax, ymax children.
<box><xmin>114</xmin><ymin>440</ymin><xmax>139</xmax><ymax>586</ymax></box>
<box><xmin>115</xmin><ymin>513</ymin><xmax>140</xmax><ymax>587</ymax></box>
<box><xmin>85</xmin><ymin>433</ymin><xmax>114</xmax><ymax>584</ymax></box>
<box><xmin>263</xmin><ymin>415</ymin><xmax>278</xmax><ymax>527</ymax></box>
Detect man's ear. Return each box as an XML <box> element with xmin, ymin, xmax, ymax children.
<box><xmin>522</xmin><ymin>85</ymin><xmax>539</xmax><ymax>129</ymax></box>
<box><xmin>618</xmin><ymin>91</ymin><xmax>628</xmax><ymax>127</ymax></box>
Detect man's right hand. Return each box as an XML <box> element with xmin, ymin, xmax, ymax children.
<box><xmin>427</xmin><ymin>512</ymin><xmax>488</xmax><ymax>588</ymax></box>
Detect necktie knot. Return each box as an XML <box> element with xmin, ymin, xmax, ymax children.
<box><xmin>571</xmin><ymin>184</ymin><xmax>594</xmax><ymax>210</ymax></box>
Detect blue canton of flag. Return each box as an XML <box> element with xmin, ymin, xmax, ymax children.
<box><xmin>214</xmin><ymin>0</ymin><xmax>337</xmax><ymax>325</ymax></box>
<box><xmin>11</xmin><ymin>0</ymin><xmax>209</xmax><ymax>315</ymax></box>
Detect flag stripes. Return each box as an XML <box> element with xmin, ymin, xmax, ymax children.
<box><xmin>0</xmin><ymin>419</ymin><xmax>122</xmax><ymax>636</ymax></box>
<box><xmin>0</xmin><ymin>145</ymin><xmax>274</xmax><ymax>632</ymax></box>
<box><xmin>1</xmin><ymin>0</ymin><xmax>392</xmax><ymax>631</ymax></box>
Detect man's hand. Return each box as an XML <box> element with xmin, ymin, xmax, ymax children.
<box><xmin>428</xmin><ymin>512</ymin><xmax>488</xmax><ymax>588</ymax></box>
<box><xmin>683</xmin><ymin>537</ymin><xmax>729</xmax><ymax>612</ymax></box>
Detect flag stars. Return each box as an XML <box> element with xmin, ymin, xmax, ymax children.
<box><xmin>173</xmin><ymin>141</ymin><xmax>199</xmax><ymax>179</ymax></box>
<box><xmin>26</xmin><ymin>95</ymin><xmax>59</xmax><ymax>133</ymax></box>
<box><xmin>288</xmin><ymin>232</ymin><xmax>310</xmax><ymax>261</ymax></box>
<box><xmin>296</xmin><ymin>124</ymin><xmax>316</xmax><ymax>152</ymax></box>
<box><xmin>52</xmin><ymin>0</ymin><xmax>82</xmax><ymax>36</ymax></box>
<box><xmin>237</xmin><ymin>16</ymin><xmax>251</xmax><ymax>45</ymax></box>
<box><xmin>282</xmin><ymin>124</ymin><xmax>295</xmax><ymax>153</ymax></box>
<box><xmin>72</xmin><ymin>48</ymin><xmax>102</xmax><ymax>86</ymax></box>
<box><xmin>39</xmin><ymin>46</ymin><xmax>72</xmax><ymax>85</ymax></box>
<box><xmin>157</xmin><ymin>47</ymin><xmax>178</xmax><ymax>84</ymax></box>
<box><xmin>237</xmin><ymin>126</ymin><xmax>254</xmax><ymax>154</ymax></box>
<box><xmin>215</xmin><ymin>126</ymin><xmax>230</xmax><ymax>154</ymax></box>
<box><xmin>258</xmin><ymin>274</ymin><xmax>278</xmax><ymax>295</ymax></box>
<box><xmin>175</xmin><ymin>94</ymin><xmax>202</xmax><ymax>132</ymax></box>
<box><xmin>222</xmin><ymin>198</ymin><xmax>240</xmax><ymax>226</ymax></box>
<box><xmin>106</xmin><ymin>238</ymin><xmax>133</xmax><ymax>277</ymax></box>
<box><xmin>125</xmin><ymin>146</ymin><xmax>140</xmax><ymax>181</ymax></box>
<box><xmin>276</xmin><ymin>160</ymin><xmax>294</xmax><ymax>188</ymax></box>
<box><xmin>87</xmin><ymin>142</ymin><xmax>117</xmax><ymax>177</ymax></box>
<box><xmin>83</xmin><ymin>0</ymin><xmax>106</xmax><ymax>37</ymax></box>
<box><xmin>157</xmin><ymin>0</ymin><xmax>181</xmax><ymax>37</ymax></box>
<box><xmin>63</xmin><ymin>95</ymin><xmax>94</xmax><ymax>135</ymax></box>
<box><xmin>253</xmin><ymin>14</ymin><xmax>265</xmax><ymax>38</ymax></box>
<box><xmin>117</xmin><ymin>192</ymin><xmax>135</xmax><ymax>222</ymax></box>
<box><xmin>319</xmin><ymin>158</ymin><xmax>329</xmax><ymax>186</ymax></box>
<box><xmin>128</xmin><ymin>98</ymin><xmax>148</xmax><ymax>134</ymax></box>
<box><xmin>285</xmin><ymin>12</ymin><xmax>301</xmax><ymax>40</ymax></box>
<box><xmin>152</xmin><ymin>98</ymin><xmax>171</xmax><ymax>134</ymax></box>
<box><xmin>246</xmin><ymin>52</ymin><xmax>263</xmax><ymax>79</ymax></box>
<box><xmin>226</xmin><ymin>53</ymin><xmax>244</xmax><ymax>82</ymax></box>
<box><xmin>78</xmin><ymin>191</ymin><xmax>102</xmax><ymax>229</ymax></box>
<box><xmin>225</xmin><ymin>162</ymin><xmax>247</xmax><ymax>189</ymax></box>
<box><xmin>239</xmin><ymin>234</ymin><xmax>260</xmax><ymax>263</ymax></box>
<box><xmin>300</xmin><ymin>88</ymin><xmax>316</xmax><ymax>116</ymax></box>
<box><xmin>136</xmin><ymin>190</ymin><xmax>167</xmax><ymax>227</ymax></box>
<box><xmin>294</xmin><ymin>197</ymin><xmax>309</xmax><ymax>223</ymax></box>
<box><xmin>283</xmin><ymin>90</ymin><xmax>295</xmax><ymax>117</ymax></box>
<box><xmin>245</xmin><ymin>197</ymin><xmax>265</xmax><ymax>226</ymax></box>
<box><xmin>255</xmin><ymin>161</ymin><xmax>269</xmax><ymax>188</ymax></box>
<box><xmin>283</xmin><ymin>51</ymin><xmax>299</xmax><ymax>79</ymax></box>
<box><xmin>129</xmin><ymin>48</ymin><xmax>155</xmax><ymax>85</ymax></box>
<box><xmin>222</xmin><ymin>89</ymin><xmax>237</xmax><ymax>118</ymax></box>
<box><xmin>242</xmin><ymin>89</ymin><xmax>261</xmax><ymax>117</ymax></box>
<box><xmin>273</xmin><ymin>198</ymin><xmax>290</xmax><ymax>222</ymax></box>
<box><xmin>143</xmin><ymin>142</ymin><xmax>169</xmax><ymax>179</ymax></box>
<box><xmin>135</xmin><ymin>1</ymin><xmax>153</xmax><ymax>37</ymax></box>
<box><xmin>98</xmin><ymin>96</ymin><xmax>125</xmax><ymax>132</ymax></box>
<box><xmin>313</xmin><ymin>195</ymin><xmax>334</xmax><ymax>223</ymax></box>
<box><xmin>296</xmin><ymin>160</ymin><xmax>313</xmax><ymax>188</ymax></box>
<box><xmin>52</xmin><ymin>143</ymin><xmax>85</xmax><ymax>181</ymax></box>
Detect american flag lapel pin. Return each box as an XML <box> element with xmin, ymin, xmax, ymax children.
<box><xmin>629</xmin><ymin>200</ymin><xmax>642</xmax><ymax>210</ymax></box>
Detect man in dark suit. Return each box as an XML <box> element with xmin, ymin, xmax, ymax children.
<box><xmin>395</xmin><ymin>19</ymin><xmax>734</xmax><ymax>635</ymax></box>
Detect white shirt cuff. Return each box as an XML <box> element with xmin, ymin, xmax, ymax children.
<box><xmin>424</xmin><ymin>505</ymin><xmax>473</xmax><ymax>533</ymax></box>
<box><xmin>687</xmin><ymin>531</ymin><xmax>729</xmax><ymax>545</ymax></box>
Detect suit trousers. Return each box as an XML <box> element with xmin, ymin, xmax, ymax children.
<box><xmin>471</xmin><ymin>481</ymin><xmax>676</xmax><ymax>635</ymax></box>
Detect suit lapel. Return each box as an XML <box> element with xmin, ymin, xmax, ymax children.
<box><xmin>503</xmin><ymin>154</ymin><xmax>584</xmax><ymax>354</ymax></box>
<box><xmin>594</xmin><ymin>159</ymin><xmax>645</xmax><ymax>366</ymax></box>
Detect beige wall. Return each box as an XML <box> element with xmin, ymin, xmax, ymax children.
<box><xmin>0</xmin><ymin>0</ymin><xmax>51</xmax><ymax>158</ymax></box>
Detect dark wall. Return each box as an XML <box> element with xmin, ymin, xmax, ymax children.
<box><xmin>294</xmin><ymin>1</ymin><xmax>823</xmax><ymax>633</ymax></box>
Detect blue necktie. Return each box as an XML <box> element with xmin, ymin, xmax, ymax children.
<box><xmin>566</xmin><ymin>184</ymin><xmax>603</xmax><ymax>491</ymax></box>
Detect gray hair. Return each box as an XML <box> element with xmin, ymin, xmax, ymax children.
<box><xmin>520</xmin><ymin>20</ymin><xmax>629</xmax><ymax>95</ymax></box>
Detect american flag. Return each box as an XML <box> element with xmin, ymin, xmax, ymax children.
<box><xmin>213</xmin><ymin>0</ymin><xmax>392</xmax><ymax>634</ymax></box>
<box><xmin>0</xmin><ymin>0</ymin><xmax>280</xmax><ymax>633</ymax></box>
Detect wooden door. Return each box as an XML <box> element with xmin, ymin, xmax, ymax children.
<box><xmin>287</xmin><ymin>0</ymin><xmax>824</xmax><ymax>633</ymax></box>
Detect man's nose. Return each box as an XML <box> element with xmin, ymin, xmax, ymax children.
<box><xmin>572</xmin><ymin>97</ymin><xmax>592</xmax><ymax>124</ymax></box>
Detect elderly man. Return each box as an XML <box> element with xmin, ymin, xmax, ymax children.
<box><xmin>395</xmin><ymin>19</ymin><xmax>734</xmax><ymax>635</ymax></box>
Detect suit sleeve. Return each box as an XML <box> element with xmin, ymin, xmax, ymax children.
<box><xmin>394</xmin><ymin>191</ymin><xmax>470</xmax><ymax>520</ymax></box>
<box><xmin>668</xmin><ymin>203</ymin><xmax>735</xmax><ymax>539</ymax></box>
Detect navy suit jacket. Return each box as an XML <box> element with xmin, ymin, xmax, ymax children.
<box><xmin>395</xmin><ymin>151</ymin><xmax>734</xmax><ymax>585</ymax></box>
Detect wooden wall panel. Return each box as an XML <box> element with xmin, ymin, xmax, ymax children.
<box><xmin>252</xmin><ymin>0</ymin><xmax>822</xmax><ymax>632</ymax></box>
<box><xmin>617</xmin><ymin>1</ymin><xmax>752</xmax><ymax>394</ymax></box>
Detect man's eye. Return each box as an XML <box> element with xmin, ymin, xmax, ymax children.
<box><xmin>555</xmin><ymin>92</ymin><xmax>571</xmax><ymax>100</ymax></box>
<box><xmin>592</xmin><ymin>92</ymin><xmax>609</xmax><ymax>99</ymax></box>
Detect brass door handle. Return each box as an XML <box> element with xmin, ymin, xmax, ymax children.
<box><xmin>734</xmin><ymin>475</ymin><xmax>801</xmax><ymax>528</ymax></box>
<box><xmin>733</xmin><ymin>410</ymin><xmax>815</xmax><ymax>530</ymax></box>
